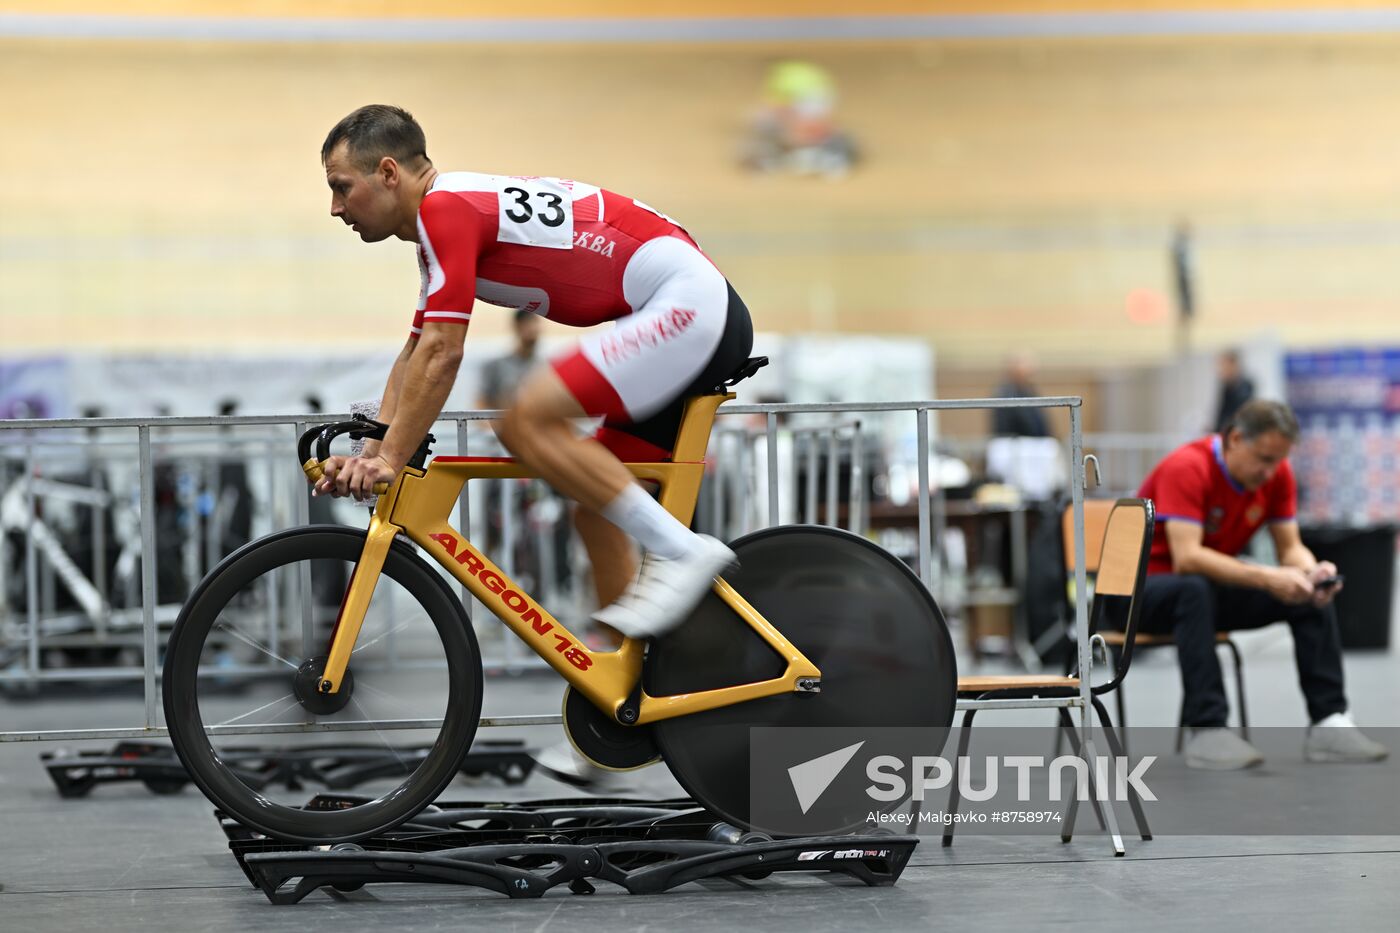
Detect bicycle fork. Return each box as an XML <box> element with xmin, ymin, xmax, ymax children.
<box><xmin>316</xmin><ymin>514</ymin><xmax>400</xmax><ymax>695</ymax></box>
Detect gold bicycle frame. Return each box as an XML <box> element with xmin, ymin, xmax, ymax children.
<box><xmin>304</xmin><ymin>393</ymin><xmax>821</xmax><ymax>727</ymax></box>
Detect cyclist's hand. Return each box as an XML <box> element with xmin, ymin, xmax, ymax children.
<box><xmin>315</xmin><ymin>454</ymin><xmax>395</xmax><ymax>501</ymax></box>
<box><xmin>1263</xmin><ymin>566</ymin><xmax>1314</xmax><ymax>605</ymax></box>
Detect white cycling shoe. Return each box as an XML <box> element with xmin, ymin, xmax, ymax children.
<box><xmin>592</xmin><ymin>535</ymin><xmax>737</xmax><ymax>640</ymax></box>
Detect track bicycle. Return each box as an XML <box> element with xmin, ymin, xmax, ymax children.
<box><xmin>163</xmin><ymin>358</ymin><xmax>957</xmax><ymax>843</ymax></box>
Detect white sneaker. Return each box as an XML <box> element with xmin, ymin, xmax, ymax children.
<box><xmin>533</xmin><ymin>742</ymin><xmax>628</xmax><ymax>792</ymax></box>
<box><xmin>1183</xmin><ymin>728</ymin><xmax>1265</xmax><ymax>770</ymax></box>
<box><xmin>1304</xmin><ymin>712</ymin><xmax>1390</xmax><ymax>763</ymax></box>
<box><xmin>592</xmin><ymin>535</ymin><xmax>736</xmax><ymax>640</ymax></box>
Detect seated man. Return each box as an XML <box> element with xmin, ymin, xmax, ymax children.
<box><xmin>1137</xmin><ymin>399</ymin><xmax>1387</xmax><ymax>770</ymax></box>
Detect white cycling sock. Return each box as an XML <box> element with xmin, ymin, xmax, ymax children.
<box><xmin>600</xmin><ymin>483</ymin><xmax>697</xmax><ymax>561</ymax></box>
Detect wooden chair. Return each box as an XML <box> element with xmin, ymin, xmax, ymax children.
<box><xmin>1065</xmin><ymin>500</ymin><xmax>1250</xmax><ymax>750</ymax></box>
<box><xmin>943</xmin><ymin>498</ymin><xmax>1156</xmax><ymax>851</ymax></box>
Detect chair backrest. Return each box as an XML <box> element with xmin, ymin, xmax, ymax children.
<box><xmin>1085</xmin><ymin>498</ymin><xmax>1155</xmax><ymax>694</ymax></box>
<box><xmin>1094</xmin><ymin>502</ymin><xmax>1151</xmax><ymax>597</ymax></box>
<box><xmin>1060</xmin><ymin>498</ymin><xmax>1115</xmax><ymax>574</ymax></box>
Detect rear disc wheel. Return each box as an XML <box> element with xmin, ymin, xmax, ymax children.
<box><xmin>645</xmin><ymin>525</ymin><xmax>957</xmax><ymax>835</ymax></box>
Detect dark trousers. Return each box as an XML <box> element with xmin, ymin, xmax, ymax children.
<box><xmin>1138</xmin><ymin>574</ymin><xmax>1348</xmax><ymax>727</ymax></box>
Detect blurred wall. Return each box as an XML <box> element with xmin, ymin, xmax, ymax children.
<box><xmin>5</xmin><ymin>9</ymin><xmax>1400</xmax><ymax>365</ymax></box>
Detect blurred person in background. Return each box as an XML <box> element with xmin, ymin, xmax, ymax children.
<box><xmin>989</xmin><ymin>351</ymin><xmax>1050</xmax><ymax>438</ymax></box>
<box><xmin>1135</xmin><ymin>399</ymin><xmax>1386</xmax><ymax>770</ymax></box>
<box><xmin>478</xmin><ymin>309</ymin><xmax>542</xmax><ymax>412</ymax></box>
<box><xmin>315</xmin><ymin>105</ymin><xmax>753</xmax><ymax>786</ymax></box>
<box><xmin>740</xmin><ymin>60</ymin><xmax>857</xmax><ymax>178</ymax></box>
<box><xmin>1214</xmin><ymin>348</ymin><xmax>1255</xmax><ymax>434</ymax></box>
<box><xmin>477</xmin><ymin>309</ymin><xmax>573</xmax><ymax>609</ymax></box>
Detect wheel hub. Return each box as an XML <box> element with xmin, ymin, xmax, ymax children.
<box><xmin>293</xmin><ymin>656</ymin><xmax>354</xmax><ymax>716</ymax></box>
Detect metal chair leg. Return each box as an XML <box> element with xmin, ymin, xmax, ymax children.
<box><xmin>1093</xmin><ymin>696</ymin><xmax>1152</xmax><ymax>841</ymax></box>
<box><xmin>1222</xmin><ymin>637</ymin><xmax>1249</xmax><ymax>742</ymax></box>
<box><xmin>1057</xmin><ymin>708</ymin><xmax>1108</xmax><ymax>842</ymax></box>
<box><xmin>1058</xmin><ymin>708</ymin><xmax>1080</xmax><ymax>842</ymax></box>
<box><xmin>1081</xmin><ymin>730</ymin><xmax>1127</xmax><ymax>857</ymax></box>
<box><xmin>1111</xmin><ymin>644</ymin><xmax>1129</xmax><ymax>757</ymax></box>
<box><xmin>942</xmin><ymin>708</ymin><xmax>977</xmax><ymax>848</ymax></box>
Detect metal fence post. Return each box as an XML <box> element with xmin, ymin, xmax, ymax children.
<box><xmin>916</xmin><ymin>408</ymin><xmax>932</xmax><ymax>592</ymax></box>
<box><xmin>765</xmin><ymin>412</ymin><xmax>779</xmax><ymax>528</ymax></box>
<box><xmin>138</xmin><ymin>426</ymin><xmax>158</xmax><ymax>730</ymax></box>
<box><xmin>25</xmin><ymin>441</ymin><xmax>39</xmax><ymax>681</ymax></box>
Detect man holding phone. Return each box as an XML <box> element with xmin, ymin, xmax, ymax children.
<box><xmin>1136</xmin><ymin>399</ymin><xmax>1387</xmax><ymax>769</ymax></box>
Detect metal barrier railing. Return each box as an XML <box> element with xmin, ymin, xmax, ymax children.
<box><xmin>0</xmin><ymin>396</ymin><xmax>1093</xmax><ymax>743</ymax></box>
<box><xmin>1082</xmin><ymin>432</ymin><xmax>1194</xmax><ymax>496</ymax></box>
<box><xmin>705</xmin><ymin>419</ymin><xmax>867</xmax><ymax>541</ymax></box>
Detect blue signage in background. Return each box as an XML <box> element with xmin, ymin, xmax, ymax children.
<box><xmin>0</xmin><ymin>357</ymin><xmax>71</xmax><ymax>421</ymax></box>
<box><xmin>1285</xmin><ymin>349</ymin><xmax>1400</xmax><ymax>418</ymax></box>
<box><xmin>1285</xmin><ymin>349</ymin><xmax>1400</xmax><ymax>528</ymax></box>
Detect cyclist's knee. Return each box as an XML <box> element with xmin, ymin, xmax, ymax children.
<box><xmin>498</xmin><ymin>406</ymin><xmax>568</xmax><ymax>466</ymax></box>
<box><xmin>496</xmin><ymin>406</ymin><xmax>527</xmax><ymax>454</ymax></box>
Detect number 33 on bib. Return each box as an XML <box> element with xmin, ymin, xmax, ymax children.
<box><xmin>496</xmin><ymin>177</ymin><xmax>575</xmax><ymax>249</ymax></box>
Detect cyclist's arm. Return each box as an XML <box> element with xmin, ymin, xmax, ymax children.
<box><xmin>322</xmin><ymin>191</ymin><xmax>479</xmax><ymax>496</ymax></box>
<box><xmin>375</xmin><ymin>323</ymin><xmax>466</xmax><ymax>473</ymax></box>
<box><xmin>361</xmin><ymin>335</ymin><xmax>417</xmax><ymax>460</ymax></box>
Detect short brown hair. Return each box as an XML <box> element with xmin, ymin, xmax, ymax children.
<box><xmin>321</xmin><ymin>104</ymin><xmax>429</xmax><ymax>173</ymax></box>
<box><xmin>1229</xmin><ymin>399</ymin><xmax>1300</xmax><ymax>443</ymax></box>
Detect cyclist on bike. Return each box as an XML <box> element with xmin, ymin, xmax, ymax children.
<box><xmin>315</xmin><ymin>105</ymin><xmax>752</xmax><ymax>783</ymax></box>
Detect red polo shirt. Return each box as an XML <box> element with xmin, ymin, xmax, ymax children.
<box><xmin>1137</xmin><ymin>435</ymin><xmax>1297</xmax><ymax>575</ymax></box>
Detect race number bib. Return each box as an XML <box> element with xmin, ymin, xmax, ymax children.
<box><xmin>495</xmin><ymin>177</ymin><xmax>574</xmax><ymax>249</ymax></box>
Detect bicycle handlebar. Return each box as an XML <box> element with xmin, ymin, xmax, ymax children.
<box><xmin>298</xmin><ymin>418</ymin><xmax>393</xmax><ymax>496</ymax></box>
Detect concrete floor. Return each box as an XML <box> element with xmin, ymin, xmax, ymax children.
<box><xmin>4</xmin><ymin>630</ymin><xmax>1400</xmax><ymax>931</ymax></box>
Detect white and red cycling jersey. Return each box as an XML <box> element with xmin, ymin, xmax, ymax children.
<box><xmin>413</xmin><ymin>172</ymin><xmax>701</xmax><ymax>329</ymax></box>
<box><xmin>412</xmin><ymin>171</ymin><xmax>752</xmax><ymax>459</ymax></box>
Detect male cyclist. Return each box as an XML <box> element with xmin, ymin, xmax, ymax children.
<box><xmin>314</xmin><ymin>105</ymin><xmax>751</xmax><ymax>783</ymax></box>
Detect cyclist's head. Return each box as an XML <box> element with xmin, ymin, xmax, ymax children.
<box><xmin>321</xmin><ymin>105</ymin><xmax>430</xmax><ymax>175</ymax></box>
<box><xmin>322</xmin><ymin>105</ymin><xmax>432</xmax><ymax>243</ymax></box>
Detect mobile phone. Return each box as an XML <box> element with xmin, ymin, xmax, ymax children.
<box><xmin>1315</xmin><ymin>575</ymin><xmax>1344</xmax><ymax>591</ymax></box>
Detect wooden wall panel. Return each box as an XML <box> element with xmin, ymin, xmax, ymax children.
<box><xmin>4</xmin><ymin>33</ymin><xmax>1400</xmax><ymax>362</ymax></box>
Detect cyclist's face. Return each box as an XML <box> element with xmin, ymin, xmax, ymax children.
<box><xmin>325</xmin><ymin>142</ymin><xmax>397</xmax><ymax>242</ymax></box>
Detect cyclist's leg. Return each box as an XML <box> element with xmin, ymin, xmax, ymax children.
<box><xmin>501</xmin><ymin>361</ymin><xmax>720</xmax><ymax>588</ymax></box>
<box><xmin>497</xmin><ymin>371</ymin><xmax>634</xmax><ymax>510</ymax></box>
<box><xmin>573</xmin><ymin>504</ymin><xmax>634</xmax><ymax>646</ymax></box>
<box><xmin>502</xmin><ymin>237</ymin><xmax>752</xmax><ymax>638</ymax></box>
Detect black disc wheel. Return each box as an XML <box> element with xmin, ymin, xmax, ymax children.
<box><xmin>646</xmin><ymin>525</ymin><xmax>957</xmax><ymax>836</ymax></box>
<box><xmin>562</xmin><ymin>686</ymin><xmax>660</xmax><ymax>771</ymax></box>
<box><xmin>163</xmin><ymin>526</ymin><xmax>482</xmax><ymax>843</ymax></box>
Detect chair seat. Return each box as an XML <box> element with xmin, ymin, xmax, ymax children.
<box><xmin>1097</xmin><ymin>629</ymin><xmax>1235</xmax><ymax>647</ymax></box>
<box><xmin>957</xmin><ymin>675</ymin><xmax>1080</xmax><ymax>694</ymax></box>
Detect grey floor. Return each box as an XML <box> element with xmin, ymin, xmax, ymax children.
<box><xmin>4</xmin><ymin>627</ymin><xmax>1400</xmax><ymax>931</ymax></box>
